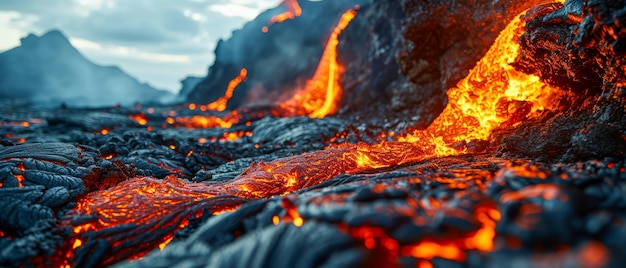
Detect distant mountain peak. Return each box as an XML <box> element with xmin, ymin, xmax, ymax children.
<box><xmin>0</xmin><ymin>30</ymin><xmax>175</xmax><ymax>108</ymax></box>
<box><xmin>18</xmin><ymin>29</ymin><xmax>80</xmax><ymax>57</ymax></box>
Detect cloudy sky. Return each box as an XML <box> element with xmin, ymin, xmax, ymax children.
<box><xmin>0</xmin><ymin>0</ymin><xmax>279</xmax><ymax>93</ymax></box>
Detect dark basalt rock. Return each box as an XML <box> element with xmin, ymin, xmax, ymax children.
<box><xmin>337</xmin><ymin>0</ymin><xmax>552</xmax><ymax>128</ymax></box>
<box><xmin>497</xmin><ymin>0</ymin><xmax>626</xmax><ymax>161</ymax></box>
<box><xmin>0</xmin><ymin>1</ymin><xmax>625</xmax><ymax>268</ymax></box>
<box><xmin>0</xmin><ymin>143</ymin><xmax>97</xmax><ymax>265</ymax></box>
<box><xmin>186</xmin><ymin>0</ymin><xmax>369</xmax><ymax>110</ymax></box>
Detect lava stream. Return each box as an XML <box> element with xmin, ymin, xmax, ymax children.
<box><xmin>263</xmin><ymin>0</ymin><xmax>303</xmax><ymax>32</ymax></box>
<box><xmin>277</xmin><ymin>8</ymin><xmax>358</xmax><ymax>118</ymax></box>
<box><xmin>205</xmin><ymin>68</ymin><xmax>248</xmax><ymax>112</ymax></box>
<box><xmin>241</xmin><ymin>10</ymin><xmax>567</xmax><ymax>199</ymax></box>
<box><xmin>62</xmin><ymin>7</ymin><xmax>569</xmax><ymax>267</ymax></box>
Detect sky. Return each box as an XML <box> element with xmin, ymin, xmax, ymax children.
<box><xmin>0</xmin><ymin>0</ymin><xmax>279</xmax><ymax>93</ymax></box>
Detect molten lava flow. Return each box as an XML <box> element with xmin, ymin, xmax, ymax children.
<box><xmin>61</xmin><ymin>176</ymin><xmax>242</xmax><ymax>266</ymax></box>
<box><xmin>171</xmin><ymin>70</ymin><xmax>247</xmax><ymax>130</ymax></box>
<box><xmin>174</xmin><ymin>111</ymin><xmax>241</xmax><ymax>129</ymax></box>
<box><xmin>206</xmin><ymin>68</ymin><xmax>248</xmax><ymax>112</ymax></box>
<box><xmin>345</xmin><ymin>204</ymin><xmax>501</xmax><ymax>265</ymax></box>
<box><xmin>225</xmin><ymin>142</ymin><xmax>435</xmax><ymax>197</ymax></box>
<box><xmin>264</xmin><ymin>0</ymin><xmax>302</xmax><ymax>32</ymax></box>
<box><xmin>241</xmin><ymin>11</ymin><xmax>567</xmax><ymax>198</ymax></box>
<box><xmin>402</xmin><ymin>14</ymin><xmax>568</xmax><ymax>144</ymax></box>
<box><xmin>220</xmin><ymin>130</ymin><xmax>253</xmax><ymax>141</ymax></box>
<box><xmin>129</xmin><ymin>113</ymin><xmax>148</xmax><ymax>125</ymax></box>
<box><xmin>61</xmin><ymin>6</ymin><xmax>569</xmax><ymax>266</ymax></box>
<box><xmin>277</xmin><ymin>8</ymin><xmax>358</xmax><ymax>118</ymax></box>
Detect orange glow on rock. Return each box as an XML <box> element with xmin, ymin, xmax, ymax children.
<box><xmin>175</xmin><ymin>112</ymin><xmax>241</xmax><ymax>129</ymax></box>
<box><xmin>344</xmin><ymin>205</ymin><xmax>500</xmax><ymax>264</ymax></box>
<box><xmin>14</xmin><ymin>174</ymin><xmax>25</xmax><ymax>188</ymax></box>
<box><xmin>59</xmin><ymin>6</ymin><xmax>572</xmax><ymax>267</ymax></box>
<box><xmin>62</xmin><ymin>176</ymin><xmax>242</xmax><ymax>265</ymax></box>
<box><xmin>268</xmin><ymin>0</ymin><xmax>302</xmax><ymax>26</ymax></box>
<box><xmin>577</xmin><ymin>241</ymin><xmax>609</xmax><ymax>268</ymax></box>
<box><xmin>500</xmin><ymin>184</ymin><xmax>562</xmax><ymax>203</ymax></box>
<box><xmin>72</xmin><ymin>239</ymin><xmax>82</xmax><ymax>250</ymax></box>
<box><xmin>401</xmin><ymin>206</ymin><xmax>501</xmax><ymax>261</ymax></box>
<box><xmin>129</xmin><ymin>114</ymin><xmax>148</xmax><ymax>125</ymax></box>
<box><xmin>278</xmin><ymin>8</ymin><xmax>358</xmax><ymax>118</ymax></box>
<box><xmin>15</xmin><ymin>162</ymin><xmax>26</xmax><ymax>188</ymax></box>
<box><xmin>206</xmin><ymin>68</ymin><xmax>248</xmax><ymax>112</ymax></box>
<box><xmin>220</xmin><ymin>130</ymin><xmax>253</xmax><ymax>141</ymax></box>
<box><xmin>401</xmin><ymin>12</ymin><xmax>568</xmax><ymax>146</ymax></box>
<box><xmin>158</xmin><ymin>237</ymin><xmax>174</xmax><ymax>251</ymax></box>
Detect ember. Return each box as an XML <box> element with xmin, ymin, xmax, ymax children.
<box><xmin>1</xmin><ymin>0</ymin><xmax>625</xmax><ymax>267</ymax></box>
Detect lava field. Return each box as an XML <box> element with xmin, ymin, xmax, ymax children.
<box><xmin>1</xmin><ymin>0</ymin><xmax>625</xmax><ymax>267</ymax></box>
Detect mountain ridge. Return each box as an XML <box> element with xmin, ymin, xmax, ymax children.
<box><xmin>0</xmin><ymin>30</ymin><xmax>174</xmax><ymax>108</ymax></box>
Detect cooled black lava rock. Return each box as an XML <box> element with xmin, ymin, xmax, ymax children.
<box><xmin>0</xmin><ymin>1</ymin><xmax>625</xmax><ymax>268</ymax></box>
<box><xmin>337</xmin><ymin>0</ymin><xmax>552</xmax><ymax>127</ymax></box>
<box><xmin>498</xmin><ymin>0</ymin><xmax>626</xmax><ymax>161</ymax></box>
<box><xmin>187</xmin><ymin>0</ymin><xmax>369</xmax><ymax>109</ymax></box>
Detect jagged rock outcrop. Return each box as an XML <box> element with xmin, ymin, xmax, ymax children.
<box><xmin>186</xmin><ymin>0</ymin><xmax>369</xmax><ymax>109</ymax></box>
<box><xmin>337</xmin><ymin>0</ymin><xmax>552</xmax><ymax>127</ymax></box>
<box><xmin>498</xmin><ymin>0</ymin><xmax>626</xmax><ymax>161</ymax></box>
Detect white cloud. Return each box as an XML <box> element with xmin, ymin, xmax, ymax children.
<box><xmin>69</xmin><ymin>37</ymin><xmax>103</xmax><ymax>51</ymax></box>
<box><xmin>183</xmin><ymin>9</ymin><xmax>206</xmax><ymax>22</ymax></box>
<box><xmin>208</xmin><ymin>4</ymin><xmax>264</xmax><ymax>20</ymax></box>
<box><xmin>0</xmin><ymin>11</ymin><xmax>39</xmax><ymax>51</ymax></box>
<box><xmin>72</xmin><ymin>0</ymin><xmax>116</xmax><ymax>17</ymax></box>
<box><xmin>71</xmin><ymin>37</ymin><xmax>191</xmax><ymax>63</ymax></box>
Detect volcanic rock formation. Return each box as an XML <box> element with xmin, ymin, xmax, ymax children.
<box><xmin>186</xmin><ymin>0</ymin><xmax>369</xmax><ymax>110</ymax></box>
<box><xmin>0</xmin><ymin>0</ymin><xmax>625</xmax><ymax>268</ymax></box>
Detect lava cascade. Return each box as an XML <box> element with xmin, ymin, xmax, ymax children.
<box><xmin>277</xmin><ymin>8</ymin><xmax>358</xmax><ymax>118</ymax></box>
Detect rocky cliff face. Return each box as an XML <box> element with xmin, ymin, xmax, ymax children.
<box><xmin>337</xmin><ymin>0</ymin><xmax>552</xmax><ymax>128</ymax></box>
<box><xmin>0</xmin><ymin>30</ymin><xmax>174</xmax><ymax>108</ymax></box>
<box><xmin>186</xmin><ymin>0</ymin><xmax>369</xmax><ymax>109</ymax></box>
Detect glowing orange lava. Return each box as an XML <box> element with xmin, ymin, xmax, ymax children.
<box><xmin>61</xmin><ymin>6</ymin><xmax>569</xmax><ymax>266</ymax></box>
<box><xmin>277</xmin><ymin>8</ymin><xmax>358</xmax><ymax>118</ymax></box>
<box><xmin>16</xmin><ymin>162</ymin><xmax>25</xmax><ymax>188</ymax></box>
<box><xmin>239</xmin><ymin>11</ymin><xmax>569</xmax><ymax>196</ymax></box>
<box><xmin>173</xmin><ymin>70</ymin><xmax>247</xmax><ymax>130</ymax></box>
<box><xmin>129</xmin><ymin>114</ymin><xmax>148</xmax><ymax>125</ymax></box>
<box><xmin>206</xmin><ymin>68</ymin><xmax>248</xmax><ymax>112</ymax></box>
<box><xmin>174</xmin><ymin>113</ymin><xmax>239</xmax><ymax>129</ymax></box>
<box><xmin>402</xmin><ymin>13</ymin><xmax>569</xmax><ymax>144</ymax></box>
<box><xmin>220</xmin><ymin>130</ymin><xmax>253</xmax><ymax>141</ymax></box>
<box><xmin>355</xmin><ymin>205</ymin><xmax>499</xmax><ymax>263</ymax></box>
<box><xmin>62</xmin><ymin>176</ymin><xmax>241</xmax><ymax>265</ymax></box>
<box><xmin>267</xmin><ymin>0</ymin><xmax>302</xmax><ymax>27</ymax></box>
